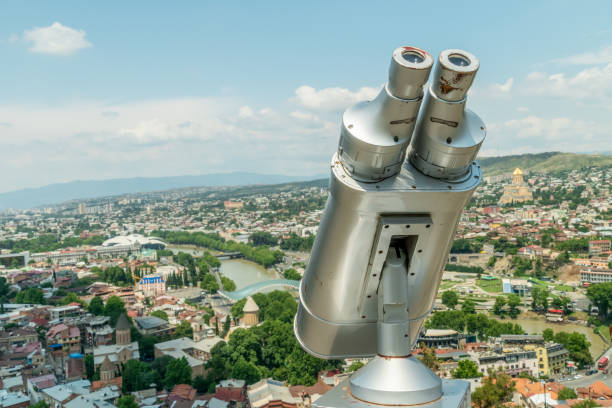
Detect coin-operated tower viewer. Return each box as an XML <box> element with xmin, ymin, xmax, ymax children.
<box><xmin>294</xmin><ymin>46</ymin><xmax>486</xmax><ymax>408</ymax></box>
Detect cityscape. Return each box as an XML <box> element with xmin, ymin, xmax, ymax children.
<box><xmin>2</xmin><ymin>2</ymin><xmax>612</xmax><ymax>408</ymax></box>
<box><xmin>0</xmin><ymin>157</ymin><xmax>610</xmax><ymax>408</ymax></box>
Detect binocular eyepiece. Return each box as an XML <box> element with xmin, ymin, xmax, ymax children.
<box><xmin>337</xmin><ymin>46</ymin><xmax>485</xmax><ymax>182</ymax></box>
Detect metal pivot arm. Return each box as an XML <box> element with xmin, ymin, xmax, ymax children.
<box><xmin>377</xmin><ymin>245</ymin><xmax>411</xmax><ymax>357</ymax></box>
<box><xmin>349</xmin><ymin>245</ymin><xmax>443</xmax><ymax>406</ymax></box>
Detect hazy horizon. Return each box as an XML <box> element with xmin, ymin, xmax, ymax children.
<box><xmin>2</xmin><ymin>1</ymin><xmax>612</xmax><ymax>192</ymax></box>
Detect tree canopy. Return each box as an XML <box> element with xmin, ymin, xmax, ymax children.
<box><xmin>205</xmin><ymin>291</ymin><xmax>340</xmax><ymax>386</ymax></box>
<box><xmin>117</xmin><ymin>395</ymin><xmax>139</xmax><ymax>408</ymax></box>
<box><xmin>441</xmin><ymin>291</ymin><xmax>459</xmax><ymax>309</ymax></box>
<box><xmin>88</xmin><ymin>296</ymin><xmax>104</xmax><ymax>315</ymax></box>
<box><xmin>15</xmin><ymin>287</ymin><xmax>45</xmax><ymax>304</ymax></box>
<box><xmin>452</xmin><ymin>359</ymin><xmax>483</xmax><ymax>378</ymax></box>
<box><xmin>164</xmin><ymin>356</ymin><xmax>192</xmax><ymax>390</ymax></box>
<box><xmin>426</xmin><ymin>310</ymin><xmax>523</xmax><ymax>340</ymax></box>
<box><xmin>104</xmin><ymin>296</ymin><xmax>126</xmax><ymax>326</ymax></box>
<box><xmin>587</xmin><ymin>282</ymin><xmax>612</xmax><ymax>317</ymax></box>
<box><xmin>471</xmin><ymin>370</ymin><xmax>515</xmax><ymax>408</ymax></box>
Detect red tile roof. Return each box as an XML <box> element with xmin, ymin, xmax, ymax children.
<box><xmin>170</xmin><ymin>384</ymin><xmax>197</xmax><ymax>401</ymax></box>
<box><xmin>215</xmin><ymin>387</ymin><xmax>246</xmax><ymax>402</ymax></box>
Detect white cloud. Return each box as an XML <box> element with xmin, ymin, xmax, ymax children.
<box><xmin>525</xmin><ymin>62</ymin><xmax>612</xmax><ymax>101</ymax></box>
<box><xmin>23</xmin><ymin>22</ymin><xmax>91</xmax><ymax>55</ymax></box>
<box><xmin>293</xmin><ymin>85</ymin><xmax>379</xmax><ymax>111</ymax></box>
<box><xmin>486</xmin><ymin>114</ymin><xmax>606</xmax><ymax>151</ymax></box>
<box><xmin>490</xmin><ymin>77</ymin><xmax>514</xmax><ymax>93</ymax></box>
<box><xmin>516</xmin><ymin>106</ymin><xmax>529</xmax><ymax>113</ymax></box>
<box><xmin>551</xmin><ymin>45</ymin><xmax>612</xmax><ymax>65</ymax></box>
<box><xmin>290</xmin><ymin>110</ymin><xmax>321</xmax><ymax>123</ymax></box>
<box><xmin>238</xmin><ymin>106</ymin><xmax>254</xmax><ymax>118</ymax></box>
<box><xmin>0</xmin><ymin>97</ymin><xmax>338</xmax><ymax>192</ymax></box>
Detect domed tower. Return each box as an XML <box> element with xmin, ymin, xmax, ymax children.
<box><xmin>100</xmin><ymin>356</ymin><xmax>115</xmax><ymax>382</ymax></box>
<box><xmin>512</xmin><ymin>167</ymin><xmax>524</xmax><ymax>185</ymax></box>
<box><xmin>115</xmin><ymin>313</ymin><xmax>131</xmax><ymax>345</ymax></box>
<box><xmin>242</xmin><ymin>296</ymin><xmax>259</xmax><ymax>327</ymax></box>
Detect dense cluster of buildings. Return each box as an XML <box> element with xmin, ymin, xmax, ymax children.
<box><xmin>0</xmin><ymin>165</ymin><xmax>609</xmax><ymax>407</ymax></box>
<box><xmin>417</xmin><ymin>331</ymin><xmax>570</xmax><ymax>379</ymax></box>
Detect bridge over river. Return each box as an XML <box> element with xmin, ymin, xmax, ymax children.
<box><xmin>218</xmin><ymin>279</ymin><xmax>300</xmax><ymax>301</ymax></box>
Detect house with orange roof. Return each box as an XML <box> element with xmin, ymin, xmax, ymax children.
<box><xmin>513</xmin><ymin>378</ymin><xmax>565</xmax><ymax>408</ymax></box>
<box><xmin>577</xmin><ymin>381</ymin><xmax>612</xmax><ymax>400</ymax></box>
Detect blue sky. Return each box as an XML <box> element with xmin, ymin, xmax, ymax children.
<box><xmin>1</xmin><ymin>1</ymin><xmax>611</xmax><ymax>192</ymax></box>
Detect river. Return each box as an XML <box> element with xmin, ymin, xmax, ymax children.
<box><xmin>495</xmin><ymin>317</ymin><xmax>607</xmax><ymax>358</ymax></box>
<box><xmin>219</xmin><ymin>259</ymin><xmax>278</xmax><ymax>289</ymax></box>
<box><xmin>167</xmin><ymin>245</ymin><xmax>279</xmax><ymax>290</ymax></box>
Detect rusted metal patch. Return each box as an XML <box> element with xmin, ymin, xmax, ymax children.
<box><xmin>438</xmin><ymin>76</ymin><xmax>464</xmax><ymax>94</ymax></box>
<box><xmin>430</xmin><ymin>117</ymin><xmax>458</xmax><ymax>127</ymax></box>
<box><xmin>389</xmin><ymin>117</ymin><xmax>416</xmax><ymax>125</ymax></box>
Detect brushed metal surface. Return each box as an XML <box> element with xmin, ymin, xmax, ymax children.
<box><xmin>312</xmin><ymin>377</ymin><xmax>470</xmax><ymax>408</ymax></box>
<box><xmin>349</xmin><ymin>356</ymin><xmax>441</xmax><ymax>405</ymax></box>
<box><xmin>294</xmin><ymin>155</ymin><xmax>482</xmax><ymax>358</ymax></box>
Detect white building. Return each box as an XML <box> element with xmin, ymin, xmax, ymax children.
<box><xmin>581</xmin><ymin>268</ymin><xmax>612</xmax><ymax>284</ymax></box>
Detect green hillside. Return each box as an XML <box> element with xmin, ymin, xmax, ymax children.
<box><xmin>478</xmin><ymin>152</ymin><xmax>612</xmax><ymax>176</ymax></box>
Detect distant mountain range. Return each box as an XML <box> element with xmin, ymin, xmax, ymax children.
<box><xmin>0</xmin><ymin>173</ymin><xmax>326</xmax><ymax>210</ymax></box>
<box><xmin>1</xmin><ymin>152</ymin><xmax>609</xmax><ymax>210</ymax></box>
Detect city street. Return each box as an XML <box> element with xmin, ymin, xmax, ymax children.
<box><xmin>561</xmin><ymin>345</ymin><xmax>612</xmax><ymax>389</ymax></box>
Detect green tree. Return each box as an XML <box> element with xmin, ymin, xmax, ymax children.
<box><xmin>441</xmin><ymin>291</ymin><xmax>459</xmax><ymax>309</ymax></box>
<box><xmin>164</xmin><ymin>356</ymin><xmax>192</xmax><ymax>389</ymax></box>
<box><xmin>85</xmin><ymin>354</ymin><xmax>95</xmax><ymax>380</ymax></box>
<box><xmin>205</xmin><ymin>342</ymin><xmax>231</xmax><ymax>383</ymax></box>
<box><xmin>542</xmin><ymin>328</ymin><xmax>555</xmax><ymax>342</ymax></box>
<box><xmin>487</xmin><ymin>256</ymin><xmax>496</xmax><ymax>268</ymax></box>
<box><xmin>558</xmin><ymin>387</ymin><xmax>578</xmax><ymax>400</ymax></box>
<box><xmin>117</xmin><ymin>395</ymin><xmax>139</xmax><ymax>408</ymax></box>
<box><xmin>572</xmin><ymin>400</ymin><xmax>600</xmax><ymax>408</ymax></box>
<box><xmin>507</xmin><ymin>294</ymin><xmax>521</xmax><ymax>318</ymax></box>
<box><xmin>531</xmin><ymin>286</ymin><xmax>550</xmax><ymax>311</ymax></box>
<box><xmin>151</xmin><ymin>310</ymin><xmax>169</xmax><ymax>321</ymax></box>
<box><xmin>347</xmin><ymin>361</ymin><xmax>365</xmax><ymax>372</ymax></box>
<box><xmin>231</xmin><ymin>357</ymin><xmax>262</xmax><ymax>384</ymax></box>
<box><xmin>555</xmin><ymin>250</ymin><xmax>571</xmax><ymax>267</ymax></box>
<box><xmin>151</xmin><ymin>355</ymin><xmax>174</xmax><ymax>379</ymax></box>
<box><xmin>285</xmin><ymin>348</ymin><xmax>336</xmax><ymax>386</ymax></box>
<box><xmin>471</xmin><ymin>370</ymin><xmax>515</xmax><ymax>408</ymax></box>
<box><xmin>139</xmin><ymin>335</ymin><xmax>161</xmax><ymax>361</ymax></box>
<box><xmin>221</xmin><ymin>276</ymin><xmax>237</xmax><ymax>291</ymax></box>
<box><xmin>452</xmin><ymin>359</ymin><xmax>483</xmax><ymax>379</ymax></box>
<box><xmin>88</xmin><ymin>296</ymin><xmax>104</xmax><ymax>315</ymax></box>
<box><xmin>104</xmin><ymin>296</ymin><xmax>126</xmax><ymax>326</ymax></box>
<box><xmin>58</xmin><ymin>292</ymin><xmax>86</xmax><ymax>307</ymax></box>
<box><xmin>173</xmin><ymin>320</ymin><xmax>194</xmax><ymax>339</ymax></box>
<box><xmin>553</xmin><ymin>331</ymin><xmax>593</xmax><ymax>368</ymax></box>
<box><xmin>586</xmin><ymin>282</ymin><xmax>612</xmax><ymax>317</ymax></box>
<box><xmin>249</xmin><ymin>232</ymin><xmax>278</xmax><ymax>246</ymax></box>
<box><xmin>493</xmin><ymin>296</ymin><xmax>506</xmax><ymax>316</ymax></box>
<box><xmin>418</xmin><ymin>343</ymin><xmax>440</xmax><ymax>371</ymax></box>
<box><xmin>461</xmin><ymin>299</ymin><xmax>476</xmax><ymax>314</ymax></box>
<box><xmin>122</xmin><ymin>359</ymin><xmax>145</xmax><ymax>392</ymax></box>
<box><xmin>231</xmin><ymin>298</ymin><xmax>247</xmax><ymax>320</ymax></box>
<box><xmin>202</xmin><ymin>274</ymin><xmax>220</xmax><ymax>293</ymax></box>
<box><xmin>14</xmin><ymin>287</ymin><xmax>45</xmax><ymax>304</ymax></box>
<box><xmin>282</xmin><ymin>268</ymin><xmax>302</xmax><ymax>280</ymax></box>
<box><xmin>30</xmin><ymin>402</ymin><xmax>49</xmax><ymax>408</ymax></box>
<box><xmin>193</xmin><ymin>375</ymin><xmax>214</xmax><ymax>393</ymax></box>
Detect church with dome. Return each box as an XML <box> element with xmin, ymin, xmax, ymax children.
<box><xmin>498</xmin><ymin>168</ymin><xmax>533</xmax><ymax>205</ymax></box>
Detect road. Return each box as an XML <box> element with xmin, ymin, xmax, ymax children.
<box><xmin>560</xmin><ymin>344</ymin><xmax>612</xmax><ymax>389</ymax></box>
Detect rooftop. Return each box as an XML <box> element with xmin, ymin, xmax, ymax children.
<box><xmin>134</xmin><ymin>315</ymin><xmax>168</xmax><ymax>330</ymax></box>
<box><xmin>243</xmin><ymin>296</ymin><xmax>259</xmax><ymax>313</ymax></box>
<box><xmin>116</xmin><ymin>313</ymin><xmax>131</xmax><ymax>331</ymax></box>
